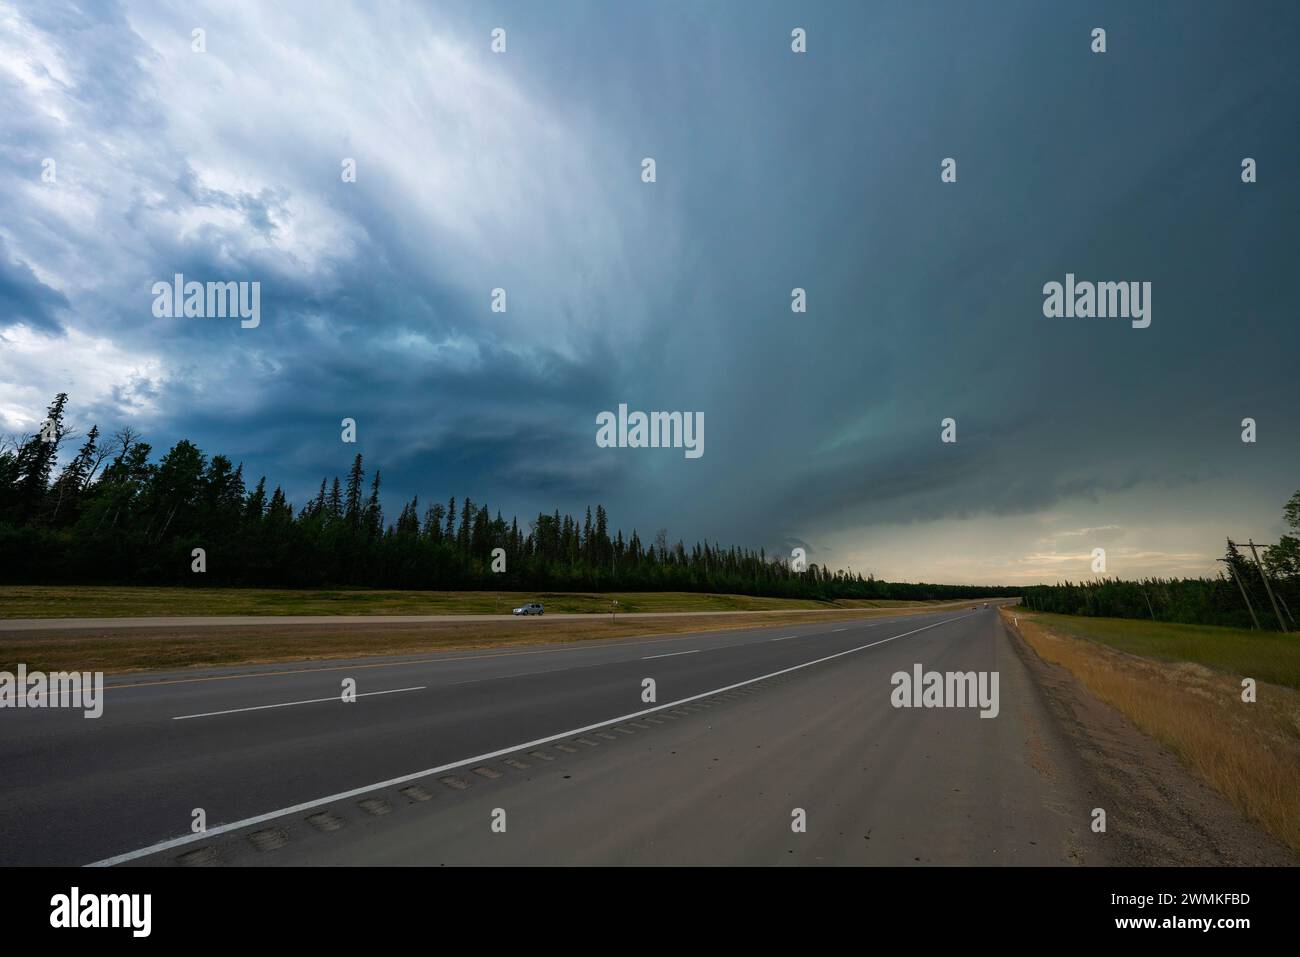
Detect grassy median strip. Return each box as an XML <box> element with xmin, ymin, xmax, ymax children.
<box><xmin>0</xmin><ymin>585</ymin><xmax>961</xmax><ymax>619</ymax></box>
<box><xmin>1004</xmin><ymin>608</ymin><xmax>1300</xmax><ymax>857</ymax></box>
<box><xmin>0</xmin><ymin>604</ymin><xmax>977</xmax><ymax>675</ymax></box>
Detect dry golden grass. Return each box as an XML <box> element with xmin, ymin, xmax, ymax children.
<box><xmin>1005</xmin><ymin>609</ymin><xmax>1300</xmax><ymax>857</ymax></box>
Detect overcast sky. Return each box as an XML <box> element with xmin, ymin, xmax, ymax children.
<box><xmin>2</xmin><ymin>0</ymin><xmax>1298</xmax><ymax>585</ymax></box>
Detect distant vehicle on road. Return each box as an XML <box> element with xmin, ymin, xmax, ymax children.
<box><xmin>512</xmin><ymin>602</ymin><xmax>545</xmax><ymax>616</ymax></box>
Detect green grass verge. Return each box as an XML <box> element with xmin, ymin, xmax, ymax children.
<box><xmin>1013</xmin><ymin>608</ymin><xmax>1300</xmax><ymax>690</ymax></box>
<box><xmin>0</xmin><ymin>585</ymin><xmax>960</xmax><ymax>619</ymax></box>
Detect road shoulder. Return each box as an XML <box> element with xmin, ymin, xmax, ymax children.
<box><xmin>1001</xmin><ymin>611</ymin><xmax>1297</xmax><ymax>865</ymax></box>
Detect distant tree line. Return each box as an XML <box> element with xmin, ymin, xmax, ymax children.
<box><xmin>1020</xmin><ymin>498</ymin><xmax>1300</xmax><ymax>631</ymax></box>
<box><xmin>0</xmin><ymin>394</ymin><xmax>1018</xmax><ymax>601</ymax></box>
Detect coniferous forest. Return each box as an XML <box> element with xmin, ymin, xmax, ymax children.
<box><xmin>0</xmin><ymin>394</ymin><xmax>1018</xmax><ymax>601</ymax></box>
<box><xmin>3</xmin><ymin>393</ymin><xmax>1295</xmax><ymax>626</ymax></box>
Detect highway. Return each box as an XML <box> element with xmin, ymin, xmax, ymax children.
<box><xmin>0</xmin><ymin>606</ymin><xmax>1102</xmax><ymax>866</ymax></box>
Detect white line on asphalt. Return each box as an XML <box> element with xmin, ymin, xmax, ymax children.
<box><xmin>101</xmin><ymin>610</ymin><xmax>947</xmax><ymax>692</ymax></box>
<box><xmin>769</xmin><ymin>635</ymin><xmax>797</xmax><ymax>641</ymax></box>
<box><xmin>450</xmin><ymin>668</ymin><xmax>557</xmax><ymax>686</ymax></box>
<box><xmin>139</xmin><ymin>612</ymin><xmax>935</xmax><ymax>697</ymax></box>
<box><xmin>641</xmin><ymin>650</ymin><xmax>700</xmax><ymax>660</ymax></box>
<box><xmin>88</xmin><ymin>612</ymin><xmax>973</xmax><ymax>867</ymax></box>
<box><xmin>171</xmin><ymin>686</ymin><xmax>426</xmax><ymax>721</ymax></box>
<box><xmin>832</xmin><ymin>627</ymin><xmax>847</xmax><ymax>632</ymax></box>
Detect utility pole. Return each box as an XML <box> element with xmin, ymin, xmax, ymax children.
<box><xmin>1140</xmin><ymin>587</ymin><xmax>1156</xmax><ymax>622</ymax></box>
<box><xmin>1217</xmin><ymin>558</ymin><xmax>1260</xmax><ymax>630</ymax></box>
<box><xmin>1248</xmin><ymin>539</ymin><xmax>1288</xmax><ymax>633</ymax></box>
<box><xmin>1235</xmin><ymin>539</ymin><xmax>1288</xmax><ymax>633</ymax></box>
<box><xmin>1278</xmin><ymin>593</ymin><xmax>1297</xmax><ymax>631</ymax></box>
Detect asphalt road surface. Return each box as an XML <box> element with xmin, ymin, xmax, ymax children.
<box><xmin>0</xmin><ymin>606</ymin><xmax>1102</xmax><ymax>866</ymax></box>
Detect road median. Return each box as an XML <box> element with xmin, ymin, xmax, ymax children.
<box><xmin>0</xmin><ymin>603</ymin><xmax>977</xmax><ymax>675</ymax></box>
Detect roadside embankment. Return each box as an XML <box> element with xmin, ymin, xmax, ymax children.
<box><xmin>1001</xmin><ymin>607</ymin><xmax>1300</xmax><ymax>860</ymax></box>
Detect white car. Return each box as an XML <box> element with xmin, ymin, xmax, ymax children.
<box><xmin>512</xmin><ymin>602</ymin><xmax>544</xmax><ymax>616</ymax></box>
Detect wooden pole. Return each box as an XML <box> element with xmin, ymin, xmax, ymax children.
<box><xmin>1247</xmin><ymin>540</ymin><xmax>1288</xmax><ymax>632</ymax></box>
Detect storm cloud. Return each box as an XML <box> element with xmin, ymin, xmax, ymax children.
<box><xmin>2</xmin><ymin>0</ymin><xmax>1297</xmax><ymax>584</ymax></box>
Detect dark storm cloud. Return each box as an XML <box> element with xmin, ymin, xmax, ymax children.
<box><xmin>0</xmin><ymin>238</ymin><xmax>68</xmax><ymax>334</ymax></box>
<box><xmin>2</xmin><ymin>0</ymin><xmax>1298</xmax><ymax>577</ymax></box>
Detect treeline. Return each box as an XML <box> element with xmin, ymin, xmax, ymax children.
<box><xmin>1020</xmin><ymin>516</ymin><xmax>1300</xmax><ymax>631</ymax></box>
<box><xmin>0</xmin><ymin>394</ymin><xmax>1017</xmax><ymax>601</ymax></box>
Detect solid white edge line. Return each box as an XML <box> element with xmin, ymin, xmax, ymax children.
<box><xmin>171</xmin><ymin>686</ymin><xmax>426</xmax><ymax>721</ymax></box>
<box><xmin>640</xmin><ymin>650</ymin><xmax>700</xmax><ymax>660</ymax></box>
<box><xmin>86</xmin><ymin>612</ymin><xmax>973</xmax><ymax>867</ymax></box>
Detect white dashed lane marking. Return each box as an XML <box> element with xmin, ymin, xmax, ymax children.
<box><xmin>172</xmin><ymin>686</ymin><xmax>426</xmax><ymax>721</ymax></box>
<box><xmin>94</xmin><ymin>613</ymin><xmax>973</xmax><ymax>867</ymax></box>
